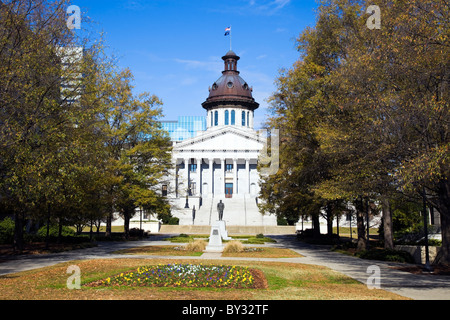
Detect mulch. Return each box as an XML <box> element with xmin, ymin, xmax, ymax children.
<box><xmin>250</xmin><ymin>268</ymin><xmax>269</xmax><ymax>289</ymax></box>
<box><xmin>0</xmin><ymin>242</ymin><xmax>94</xmax><ymax>259</ymax></box>
<box><xmin>390</xmin><ymin>265</ymin><xmax>450</xmax><ymax>276</ymax></box>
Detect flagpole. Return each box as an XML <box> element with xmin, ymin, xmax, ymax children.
<box><xmin>230</xmin><ymin>25</ymin><xmax>232</xmax><ymax>51</ymax></box>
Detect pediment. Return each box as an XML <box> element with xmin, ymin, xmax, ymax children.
<box><xmin>173</xmin><ymin>127</ymin><xmax>265</xmax><ymax>152</ymax></box>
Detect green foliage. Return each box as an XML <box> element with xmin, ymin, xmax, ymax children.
<box><xmin>37</xmin><ymin>225</ymin><xmax>76</xmax><ymax>238</ymax></box>
<box><xmin>0</xmin><ymin>217</ymin><xmax>15</xmax><ymax>244</ymax></box>
<box><xmin>356</xmin><ymin>249</ymin><xmax>415</xmax><ymax>264</ymax></box>
<box><xmin>242</xmin><ymin>236</ymin><xmax>276</xmax><ymax>244</ymax></box>
<box><xmin>259</xmin><ymin>0</ymin><xmax>450</xmax><ymax>261</ymax></box>
<box><xmin>0</xmin><ymin>0</ymin><xmax>174</xmax><ymax>248</ymax></box>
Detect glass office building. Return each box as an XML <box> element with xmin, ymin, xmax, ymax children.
<box><xmin>161</xmin><ymin>116</ymin><xmax>207</xmax><ymax>142</ymax></box>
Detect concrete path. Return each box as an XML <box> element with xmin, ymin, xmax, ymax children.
<box><xmin>0</xmin><ymin>234</ymin><xmax>449</xmax><ymax>300</ymax></box>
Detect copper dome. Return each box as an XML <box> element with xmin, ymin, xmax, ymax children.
<box><xmin>202</xmin><ymin>51</ymin><xmax>259</xmax><ymax>111</ymax></box>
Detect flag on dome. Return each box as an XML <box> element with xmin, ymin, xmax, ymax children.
<box><xmin>224</xmin><ymin>27</ymin><xmax>231</xmax><ymax>36</ymax></box>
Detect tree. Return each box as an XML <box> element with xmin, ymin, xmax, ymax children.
<box><xmin>97</xmin><ymin>69</ymin><xmax>172</xmax><ymax>239</ymax></box>
<box><xmin>261</xmin><ymin>0</ymin><xmax>449</xmax><ymax>260</ymax></box>
<box><xmin>319</xmin><ymin>0</ymin><xmax>449</xmax><ymax>259</ymax></box>
<box><xmin>0</xmin><ymin>0</ymin><xmax>93</xmax><ymax>251</ymax></box>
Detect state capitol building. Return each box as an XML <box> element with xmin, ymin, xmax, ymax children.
<box><xmin>161</xmin><ymin>50</ymin><xmax>277</xmax><ymax>227</ymax></box>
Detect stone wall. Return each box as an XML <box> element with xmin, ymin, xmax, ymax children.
<box><xmin>395</xmin><ymin>245</ymin><xmax>441</xmax><ymax>264</ymax></box>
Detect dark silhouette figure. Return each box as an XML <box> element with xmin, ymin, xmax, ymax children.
<box><xmin>217</xmin><ymin>200</ymin><xmax>225</xmax><ymax>221</ymax></box>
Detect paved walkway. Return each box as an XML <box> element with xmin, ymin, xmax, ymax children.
<box><xmin>0</xmin><ymin>234</ymin><xmax>449</xmax><ymax>300</ymax></box>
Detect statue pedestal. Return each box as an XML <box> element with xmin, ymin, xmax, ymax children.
<box><xmin>217</xmin><ymin>220</ymin><xmax>232</xmax><ymax>240</ymax></box>
<box><xmin>205</xmin><ymin>223</ymin><xmax>224</xmax><ymax>253</ymax></box>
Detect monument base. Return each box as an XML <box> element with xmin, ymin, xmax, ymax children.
<box><xmin>204</xmin><ymin>223</ymin><xmax>224</xmax><ymax>253</ymax></box>
<box><xmin>217</xmin><ymin>220</ymin><xmax>232</xmax><ymax>240</ymax></box>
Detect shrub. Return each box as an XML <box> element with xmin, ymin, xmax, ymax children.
<box><xmin>185</xmin><ymin>240</ymin><xmax>207</xmax><ymax>252</ymax></box>
<box><xmin>223</xmin><ymin>240</ymin><xmax>244</xmax><ymax>253</ymax></box>
<box><xmin>0</xmin><ymin>217</ymin><xmax>15</xmax><ymax>244</ymax></box>
<box><xmin>256</xmin><ymin>233</ymin><xmax>265</xmax><ymax>239</ymax></box>
<box><xmin>129</xmin><ymin>228</ymin><xmax>146</xmax><ymax>238</ymax></box>
<box><xmin>356</xmin><ymin>249</ymin><xmax>414</xmax><ymax>263</ymax></box>
<box><xmin>37</xmin><ymin>225</ymin><xmax>76</xmax><ymax>238</ymax></box>
<box><xmin>167</xmin><ymin>217</ymin><xmax>180</xmax><ymax>225</ymax></box>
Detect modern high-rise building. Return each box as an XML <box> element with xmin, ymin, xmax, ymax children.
<box><xmin>161</xmin><ymin>116</ymin><xmax>207</xmax><ymax>142</ymax></box>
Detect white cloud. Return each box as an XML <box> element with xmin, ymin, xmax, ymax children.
<box><xmin>174</xmin><ymin>58</ymin><xmax>222</xmax><ymax>73</ymax></box>
<box><xmin>180</xmin><ymin>77</ymin><xmax>198</xmax><ymax>86</ymax></box>
<box><xmin>248</xmin><ymin>0</ymin><xmax>291</xmax><ymax>15</ymax></box>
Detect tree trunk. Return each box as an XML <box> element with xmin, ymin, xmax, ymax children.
<box><xmin>355</xmin><ymin>198</ymin><xmax>366</xmax><ymax>252</ymax></box>
<box><xmin>312</xmin><ymin>213</ymin><xmax>321</xmax><ymax>239</ymax></box>
<box><xmin>105</xmin><ymin>212</ymin><xmax>112</xmax><ymax>238</ymax></box>
<box><xmin>13</xmin><ymin>211</ymin><xmax>24</xmax><ymax>253</ymax></box>
<box><xmin>57</xmin><ymin>218</ymin><xmax>63</xmax><ymax>244</ymax></box>
<box><xmin>45</xmin><ymin>204</ymin><xmax>51</xmax><ymax>250</ymax></box>
<box><xmin>89</xmin><ymin>220</ymin><xmax>93</xmax><ymax>241</ymax></box>
<box><xmin>381</xmin><ymin>196</ymin><xmax>394</xmax><ymax>250</ymax></box>
<box><xmin>124</xmin><ymin>210</ymin><xmax>131</xmax><ymax>240</ymax></box>
<box><xmin>326</xmin><ymin>203</ymin><xmax>333</xmax><ymax>237</ymax></box>
<box><xmin>437</xmin><ymin>179</ymin><xmax>450</xmax><ymax>264</ymax></box>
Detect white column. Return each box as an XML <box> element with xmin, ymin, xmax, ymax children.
<box><xmin>196</xmin><ymin>158</ymin><xmax>202</xmax><ymax>196</ymax></box>
<box><xmin>221</xmin><ymin>158</ymin><xmax>226</xmax><ymax>196</ymax></box>
<box><xmin>233</xmin><ymin>158</ymin><xmax>238</xmax><ymax>196</ymax></box>
<box><xmin>209</xmin><ymin>158</ymin><xmax>214</xmax><ymax>197</ymax></box>
<box><xmin>184</xmin><ymin>158</ymin><xmax>189</xmax><ymax>196</ymax></box>
<box><xmin>245</xmin><ymin>158</ymin><xmax>250</xmax><ymax>194</ymax></box>
<box><xmin>173</xmin><ymin>158</ymin><xmax>179</xmax><ymax>198</ymax></box>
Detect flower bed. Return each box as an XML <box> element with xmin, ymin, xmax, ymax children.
<box><xmin>89</xmin><ymin>264</ymin><xmax>263</xmax><ymax>289</ymax></box>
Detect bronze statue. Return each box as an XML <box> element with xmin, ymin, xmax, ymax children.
<box><xmin>217</xmin><ymin>200</ymin><xmax>225</xmax><ymax>221</ymax></box>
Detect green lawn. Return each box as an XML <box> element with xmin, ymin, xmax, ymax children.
<box><xmin>0</xmin><ymin>258</ymin><xmax>409</xmax><ymax>300</ymax></box>
<box><xmin>164</xmin><ymin>234</ymin><xmax>277</xmax><ymax>244</ymax></box>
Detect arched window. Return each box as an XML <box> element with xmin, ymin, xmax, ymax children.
<box><xmin>214</xmin><ymin>111</ymin><xmax>219</xmax><ymax>126</ymax></box>
<box><xmin>210</xmin><ymin>112</ymin><xmax>213</xmax><ymax>127</ymax></box>
<box><xmin>231</xmin><ymin>110</ymin><xmax>235</xmax><ymax>125</ymax></box>
<box><xmin>225</xmin><ymin>110</ymin><xmax>229</xmax><ymax>125</ymax></box>
<box><xmin>242</xmin><ymin>111</ymin><xmax>246</xmax><ymax>126</ymax></box>
<box><xmin>247</xmin><ymin>112</ymin><xmax>250</xmax><ymax>127</ymax></box>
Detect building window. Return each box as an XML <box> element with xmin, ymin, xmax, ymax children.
<box><xmin>231</xmin><ymin>110</ymin><xmax>235</xmax><ymax>125</ymax></box>
<box><xmin>214</xmin><ymin>111</ymin><xmax>219</xmax><ymax>126</ymax></box>
<box><xmin>247</xmin><ymin>112</ymin><xmax>249</xmax><ymax>127</ymax></box>
<box><xmin>190</xmin><ymin>164</ymin><xmax>197</xmax><ymax>172</ymax></box>
<box><xmin>162</xmin><ymin>185</ymin><xmax>168</xmax><ymax>197</ymax></box>
<box><xmin>211</xmin><ymin>112</ymin><xmax>213</xmax><ymax>127</ymax></box>
<box><xmin>242</xmin><ymin>111</ymin><xmax>246</xmax><ymax>126</ymax></box>
<box><xmin>190</xmin><ymin>182</ymin><xmax>196</xmax><ymax>195</ymax></box>
<box><xmin>225</xmin><ymin>110</ymin><xmax>229</xmax><ymax>125</ymax></box>
<box><xmin>226</xmin><ymin>164</ymin><xmax>233</xmax><ymax>172</ymax></box>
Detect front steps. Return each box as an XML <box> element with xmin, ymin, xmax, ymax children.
<box><xmin>158</xmin><ymin>225</ymin><xmax>296</xmax><ymax>235</ymax></box>
<box><xmin>171</xmin><ymin>195</ymin><xmax>278</xmax><ymax>227</ymax></box>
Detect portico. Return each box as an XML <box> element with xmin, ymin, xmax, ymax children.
<box><xmin>174</xmin><ymin>156</ymin><xmax>257</xmax><ymax>199</ymax></box>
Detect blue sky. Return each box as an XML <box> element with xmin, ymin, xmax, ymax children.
<box><xmin>73</xmin><ymin>0</ymin><xmax>319</xmax><ymax>128</ymax></box>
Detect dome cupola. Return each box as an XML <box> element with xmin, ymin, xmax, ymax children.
<box><xmin>202</xmin><ymin>51</ymin><xmax>259</xmax><ymax>111</ymax></box>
